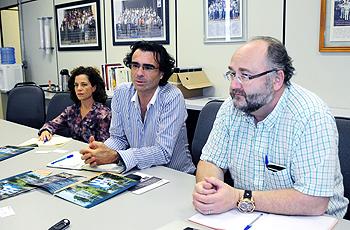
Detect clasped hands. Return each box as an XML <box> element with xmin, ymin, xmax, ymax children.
<box><xmin>192</xmin><ymin>177</ymin><xmax>241</xmax><ymax>215</ymax></box>
<box><xmin>80</xmin><ymin>136</ymin><xmax>119</xmax><ymax>167</ymax></box>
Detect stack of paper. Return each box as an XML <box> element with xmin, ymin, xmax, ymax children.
<box><xmin>19</xmin><ymin>136</ymin><xmax>71</xmax><ymax>147</ymax></box>
<box><xmin>189</xmin><ymin>209</ymin><xmax>338</xmax><ymax>230</ymax></box>
<box><xmin>47</xmin><ymin>151</ymin><xmax>125</xmax><ymax>173</ymax></box>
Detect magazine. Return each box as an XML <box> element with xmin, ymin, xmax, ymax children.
<box><xmin>127</xmin><ymin>172</ymin><xmax>169</xmax><ymax>195</ymax></box>
<box><xmin>54</xmin><ymin>172</ymin><xmax>139</xmax><ymax>208</ymax></box>
<box><xmin>0</xmin><ymin>145</ymin><xmax>34</xmax><ymax>161</ymax></box>
<box><xmin>0</xmin><ymin>171</ymin><xmax>47</xmax><ymax>200</ymax></box>
<box><xmin>27</xmin><ymin>172</ymin><xmax>86</xmax><ymax>194</ymax></box>
<box><xmin>47</xmin><ymin>151</ymin><xmax>125</xmax><ymax>173</ymax></box>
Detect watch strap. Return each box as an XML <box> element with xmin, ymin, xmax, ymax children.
<box><xmin>243</xmin><ymin>190</ymin><xmax>252</xmax><ymax>199</ymax></box>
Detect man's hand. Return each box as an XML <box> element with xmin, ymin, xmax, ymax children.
<box><xmin>192</xmin><ymin>177</ymin><xmax>240</xmax><ymax>215</ymax></box>
<box><xmin>79</xmin><ymin>136</ymin><xmax>119</xmax><ymax>167</ymax></box>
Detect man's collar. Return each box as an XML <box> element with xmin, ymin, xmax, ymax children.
<box><xmin>131</xmin><ymin>87</ymin><xmax>160</xmax><ymax>110</ymax></box>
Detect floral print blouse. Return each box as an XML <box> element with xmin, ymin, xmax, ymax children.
<box><xmin>39</xmin><ymin>102</ymin><xmax>111</xmax><ymax>142</ymax></box>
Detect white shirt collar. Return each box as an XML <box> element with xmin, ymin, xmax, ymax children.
<box><xmin>131</xmin><ymin>86</ymin><xmax>160</xmax><ymax>110</ymax></box>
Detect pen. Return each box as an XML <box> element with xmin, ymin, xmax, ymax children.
<box><xmin>43</xmin><ymin>137</ymin><xmax>48</xmax><ymax>144</ymax></box>
<box><xmin>51</xmin><ymin>154</ymin><xmax>74</xmax><ymax>164</ymax></box>
<box><xmin>265</xmin><ymin>154</ymin><xmax>269</xmax><ymax>166</ymax></box>
<box><xmin>243</xmin><ymin>213</ymin><xmax>263</xmax><ymax>230</ymax></box>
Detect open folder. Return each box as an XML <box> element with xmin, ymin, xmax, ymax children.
<box><xmin>47</xmin><ymin>151</ymin><xmax>125</xmax><ymax>173</ymax></box>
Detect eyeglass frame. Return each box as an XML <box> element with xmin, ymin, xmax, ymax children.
<box><xmin>224</xmin><ymin>68</ymin><xmax>280</xmax><ymax>84</ymax></box>
<box><xmin>128</xmin><ymin>61</ymin><xmax>159</xmax><ymax>72</ymax></box>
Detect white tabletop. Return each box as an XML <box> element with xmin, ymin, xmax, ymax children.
<box><xmin>0</xmin><ymin>119</ymin><xmax>349</xmax><ymax>230</ymax></box>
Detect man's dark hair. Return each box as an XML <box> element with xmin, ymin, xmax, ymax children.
<box><xmin>68</xmin><ymin>66</ymin><xmax>107</xmax><ymax>105</ymax></box>
<box><xmin>123</xmin><ymin>40</ymin><xmax>175</xmax><ymax>86</ymax></box>
<box><xmin>251</xmin><ymin>36</ymin><xmax>295</xmax><ymax>85</ymax></box>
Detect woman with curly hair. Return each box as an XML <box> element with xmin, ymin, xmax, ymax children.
<box><xmin>38</xmin><ymin>66</ymin><xmax>111</xmax><ymax>143</ymax></box>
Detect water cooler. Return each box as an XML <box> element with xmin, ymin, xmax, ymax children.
<box><xmin>0</xmin><ymin>64</ymin><xmax>24</xmax><ymax>91</ymax></box>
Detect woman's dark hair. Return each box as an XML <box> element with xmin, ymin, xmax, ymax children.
<box><xmin>251</xmin><ymin>36</ymin><xmax>295</xmax><ymax>86</ymax></box>
<box><xmin>123</xmin><ymin>40</ymin><xmax>175</xmax><ymax>86</ymax></box>
<box><xmin>68</xmin><ymin>66</ymin><xmax>107</xmax><ymax>105</ymax></box>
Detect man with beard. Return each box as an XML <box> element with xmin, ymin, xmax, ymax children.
<box><xmin>192</xmin><ymin>36</ymin><xmax>348</xmax><ymax>218</ymax></box>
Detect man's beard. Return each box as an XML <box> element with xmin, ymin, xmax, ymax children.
<box><xmin>230</xmin><ymin>79</ymin><xmax>274</xmax><ymax>114</ymax></box>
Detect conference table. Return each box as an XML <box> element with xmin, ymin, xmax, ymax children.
<box><xmin>0</xmin><ymin>119</ymin><xmax>349</xmax><ymax>230</ymax></box>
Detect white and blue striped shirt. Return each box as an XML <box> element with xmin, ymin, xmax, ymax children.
<box><xmin>105</xmin><ymin>82</ymin><xmax>195</xmax><ymax>174</ymax></box>
<box><xmin>201</xmin><ymin>83</ymin><xmax>349</xmax><ymax>218</ymax></box>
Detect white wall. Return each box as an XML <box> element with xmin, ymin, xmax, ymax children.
<box><xmin>177</xmin><ymin>0</ymin><xmax>283</xmax><ymax>98</ymax></box>
<box><xmin>286</xmin><ymin>0</ymin><xmax>350</xmax><ymax>117</ymax></box>
<box><xmin>6</xmin><ymin>0</ymin><xmax>350</xmax><ymax>116</ymax></box>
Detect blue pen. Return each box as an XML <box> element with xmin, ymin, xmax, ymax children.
<box><xmin>265</xmin><ymin>154</ymin><xmax>269</xmax><ymax>166</ymax></box>
<box><xmin>51</xmin><ymin>154</ymin><xmax>74</xmax><ymax>164</ymax></box>
<box><xmin>43</xmin><ymin>136</ymin><xmax>48</xmax><ymax>143</ymax></box>
<box><xmin>243</xmin><ymin>213</ymin><xmax>263</xmax><ymax>230</ymax></box>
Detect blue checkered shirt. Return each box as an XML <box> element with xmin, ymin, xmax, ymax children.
<box><xmin>201</xmin><ymin>83</ymin><xmax>348</xmax><ymax>218</ymax></box>
<box><xmin>105</xmin><ymin>82</ymin><xmax>195</xmax><ymax>174</ymax></box>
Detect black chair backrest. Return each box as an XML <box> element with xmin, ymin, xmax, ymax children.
<box><xmin>6</xmin><ymin>84</ymin><xmax>45</xmax><ymax>129</ymax></box>
<box><xmin>191</xmin><ymin>99</ymin><xmax>234</xmax><ymax>185</ymax></box>
<box><xmin>106</xmin><ymin>98</ymin><xmax>112</xmax><ymax>109</ymax></box>
<box><xmin>191</xmin><ymin>100</ymin><xmax>223</xmax><ymax>167</ymax></box>
<box><xmin>46</xmin><ymin>92</ymin><xmax>74</xmax><ymax>122</ymax></box>
<box><xmin>46</xmin><ymin>92</ymin><xmax>74</xmax><ymax>137</ymax></box>
<box><xmin>335</xmin><ymin>116</ymin><xmax>350</xmax><ymax>220</ymax></box>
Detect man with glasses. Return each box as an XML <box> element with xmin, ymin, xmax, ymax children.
<box><xmin>80</xmin><ymin>41</ymin><xmax>195</xmax><ymax>174</ymax></box>
<box><xmin>192</xmin><ymin>36</ymin><xmax>348</xmax><ymax>218</ymax></box>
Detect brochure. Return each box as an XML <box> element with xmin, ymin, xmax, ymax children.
<box><xmin>27</xmin><ymin>172</ymin><xmax>86</xmax><ymax>194</ymax></box>
<box><xmin>0</xmin><ymin>145</ymin><xmax>34</xmax><ymax>161</ymax></box>
<box><xmin>0</xmin><ymin>171</ymin><xmax>48</xmax><ymax>200</ymax></box>
<box><xmin>127</xmin><ymin>172</ymin><xmax>169</xmax><ymax>195</ymax></box>
<box><xmin>47</xmin><ymin>151</ymin><xmax>125</xmax><ymax>173</ymax></box>
<box><xmin>54</xmin><ymin>172</ymin><xmax>139</xmax><ymax>208</ymax></box>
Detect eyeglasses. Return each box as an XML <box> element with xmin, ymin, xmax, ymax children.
<box><xmin>129</xmin><ymin>62</ymin><xmax>159</xmax><ymax>72</ymax></box>
<box><xmin>224</xmin><ymin>68</ymin><xmax>279</xmax><ymax>84</ymax></box>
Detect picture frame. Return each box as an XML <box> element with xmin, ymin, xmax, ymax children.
<box><xmin>204</xmin><ymin>0</ymin><xmax>246</xmax><ymax>43</ymax></box>
<box><xmin>111</xmin><ymin>0</ymin><xmax>169</xmax><ymax>46</ymax></box>
<box><xmin>55</xmin><ymin>0</ymin><xmax>102</xmax><ymax>51</ymax></box>
<box><xmin>319</xmin><ymin>0</ymin><xmax>350</xmax><ymax>52</ymax></box>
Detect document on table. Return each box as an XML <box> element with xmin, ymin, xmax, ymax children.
<box><xmin>189</xmin><ymin>209</ymin><xmax>338</xmax><ymax>230</ymax></box>
<box><xmin>47</xmin><ymin>151</ymin><xmax>125</xmax><ymax>173</ymax></box>
<box><xmin>19</xmin><ymin>136</ymin><xmax>71</xmax><ymax>147</ymax></box>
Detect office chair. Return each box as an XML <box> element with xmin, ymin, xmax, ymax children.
<box><xmin>335</xmin><ymin>116</ymin><xmax>350</xmax><ymax>220</ymax></box>
<box><xmin>191</xmin><ymin>100</ymin><xmax>234</xmax><ymax>186</ymax></box>
<box><xmin>106</xmin><ymin>98</ymin><xmax>112</xmax><ymax>109</ymax></box>
<box><xmin>6</xmin><ymin>83</ymin><xmax>45</xmax><ymax>129</ymax></box>
<box><xmin>46</xmin><ymin>92</ymin><xmax>74</xmax><ymax>137</ymax></box>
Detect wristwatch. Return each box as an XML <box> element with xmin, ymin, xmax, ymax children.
<box><xmin>237</xmin><ymin>190</ymin><xmax>255</xmax><ymax>213</ymax></box>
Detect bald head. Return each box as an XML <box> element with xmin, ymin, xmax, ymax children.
<box><xmin>231</xmin><ymin>36</ymin><xmax>295</xmax><ymax>85</ymax></box>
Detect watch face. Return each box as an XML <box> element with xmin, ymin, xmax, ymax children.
<box><xmin>238</xmin><ymin>200</ymin><xmax>255</xmax><ymax>212</ymax></box>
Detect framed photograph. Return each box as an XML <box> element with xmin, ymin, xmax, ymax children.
<box><xmin>111</xmin><ymin>0</ymin><xmax>169</xmax><ymax>45</ymax></box>
<box><xmin>319</xmin><ymin>0</ymin><xmax>350</xmax><ymax>52</ymax></box>
<box><xmin>55</xmin><ymin>0</ymin><xmax>102</xmax><ymax>51</ymax></box>
<box><xmin>204</xmin><ymin>0</ymin><xmax>246</xmax><ymax>43</ymax></box>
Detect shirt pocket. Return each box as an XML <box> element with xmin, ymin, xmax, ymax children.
<box><xmin>263</xmin><ymin>168</ymin><xmax>294</xmax><ymax>190</ymax></box>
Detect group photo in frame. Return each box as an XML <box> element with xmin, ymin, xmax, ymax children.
<box><xmin>204</xmin><ymin>0</ymin><xmax>246</xmax><ymax>43</ymax></box>
<box><xmin>111</xmin><ymin>0</ymin><xmax>169</xmax><ymax>45</ymax></box>
<box><xmin>319</xmin><ymin>0</ymin><xmax>350</xmax><ymax>52</ymax></box>
<box><xmin>55</xmin><ymin>0</ymin><xmax>102</xmax><ymax>51</ymax></box>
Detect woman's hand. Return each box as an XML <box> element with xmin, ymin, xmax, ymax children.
<box><xmin>39</xmin><ymin>130</ymin><xmax>52</xmax><ymax>142</ymax></box>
